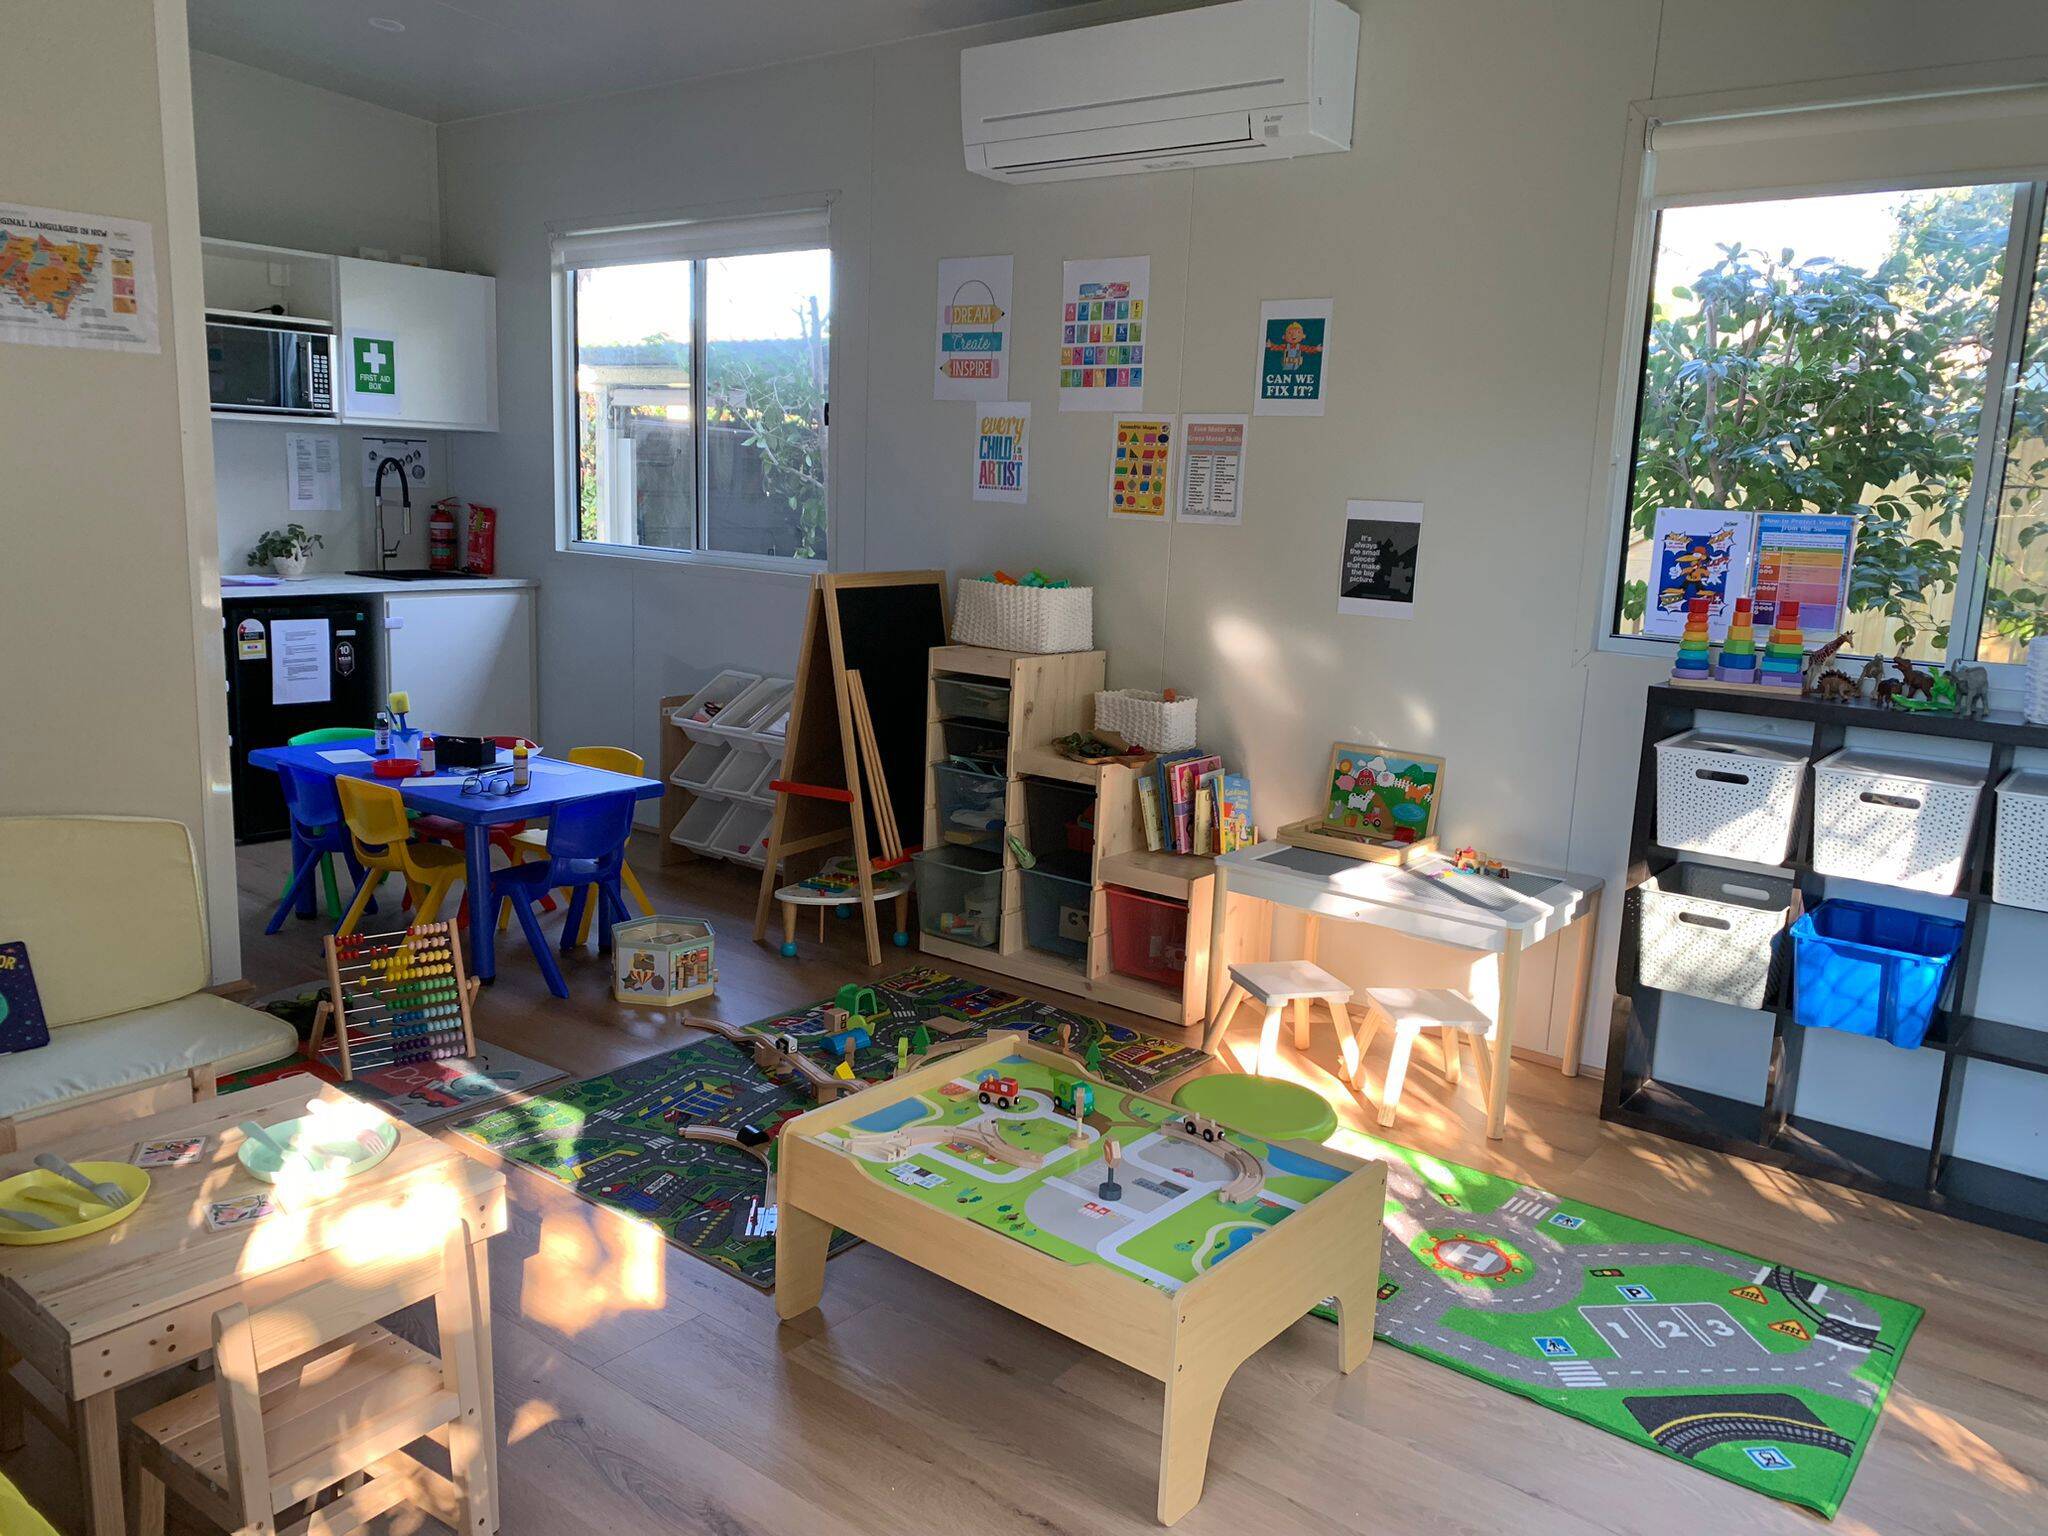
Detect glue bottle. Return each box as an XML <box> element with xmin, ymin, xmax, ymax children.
<box><xmin>374</xmin><ymin>712</ymin><xmax>392</xmax><ymax>755</ymax></box>
<box><xmin>512</xmin><ymin>740</ymin><xmax>530</xmax><ymax>790</ymax></box>
<box><xmin>419</xmin><ymin>734</ymin><xmax>437</xmax><ymax>774</ymax></box>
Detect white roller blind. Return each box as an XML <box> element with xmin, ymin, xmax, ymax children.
<box><xmin>551</xmin><ymin>207</ymin><xmax>828</xmax><ymax>270</ymax></box>
<box><xmin>1650</xmin><ymin>86</ymin><xmax>2048</xmax><ymax>203</ymax></box>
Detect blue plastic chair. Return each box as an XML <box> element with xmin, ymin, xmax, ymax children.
<box><xmin>494</xmin><ymin>793</ymin><xmax>638</xmax><ymax>998</ymax></box>
<box><xmin>266</xmin><ymin>762</ymin><xmax>378</xmax><ymax>935</ymax></box>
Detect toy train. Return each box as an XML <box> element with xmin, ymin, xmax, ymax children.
<box><xmin>976</xmin><ymin>1071</ymin><xmax>1022</xmax><ymax>1110</ymax></box>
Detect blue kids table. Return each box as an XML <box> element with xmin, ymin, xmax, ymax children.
<box><xmin>248</xmin><ymin>741</ymin><xmax>663</xmax><ymax>982</ymax></box>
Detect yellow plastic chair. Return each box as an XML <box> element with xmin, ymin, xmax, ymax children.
<box><xmin>335</xmin><ymin>776</ymin><xmax>467</xmax><ymax>937</ymax></box>
<box><xmin>511</xmin><ymin>745</ymin><xmax>656</xmax><ymax>946</ymax></box>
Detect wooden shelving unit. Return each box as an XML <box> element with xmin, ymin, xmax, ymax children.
<box><xmin>915</xmin><ymin>646</ymin><xmax>1239</xmax><ymax>1029</ymax></box>
<box><xmin>1607</xmin><ymin>684</ymin><xmax>2048</xmax><ymax>1242</ymax></box>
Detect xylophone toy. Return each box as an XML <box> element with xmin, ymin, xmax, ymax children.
<box><xmin>308</xmin><ymin>921</ymin><xmax>479</xmax><ymax>1080</ymax></box>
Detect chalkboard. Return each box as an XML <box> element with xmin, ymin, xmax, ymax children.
<box><xmin>828</xmin><ymin>575</ymin><xmax>948</xmax><ymax>854</ymax></box>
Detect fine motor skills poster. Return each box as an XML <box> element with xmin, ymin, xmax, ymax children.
<box><xmin>1324</xmin><ymin>745</ymin><xmax>1440</xmax><ymax>843</ymax></box>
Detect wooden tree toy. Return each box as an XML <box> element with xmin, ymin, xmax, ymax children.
<box><xmin>910</xmin><ymin>1022</ymin><xmax>933</xmax><ymax>1057</ymax></box>
<box><xmin>1083</xmin><ymin>1039</ymin><xmax>1104</xmax><ymax>1074</ymax></box>
<box><xmin>310</xmin><ymin>921</ymin><xmax>478</xmax><ymax>1081</ymax></box>
<box><xmin>895</xmin><ymin>1036</ymin><xmax>910</xmax><ymax>1077</ymax></box>
<box><xmin>1759</xmin><ymin>599</ymin><xmax>1805</xmax><ymax>688</ymax></box>
<box><xmin>1713</xmin><ymin>597</ymin><xmax>1758</xmax><ymax>683</ymax></box>
<box><xmin>1670</xmin><ymin>595</ymin><xmax>1714</xmax><ymax>682</ymax></box>
<box><xmin>1068</xmin><ymin>1082</ymin><xmax>1095</xmax><ymax>1147</ymax></box>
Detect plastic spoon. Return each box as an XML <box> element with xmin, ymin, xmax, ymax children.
<box><xmin>33</xmin><ymin>1152</ymin><xmax>128</xmax><ymax>1207</ymax></box>
<box><xmin>0</xmin><ymin>1206</ymin><xmax>59</xmax><ymax>1231</ymax></box>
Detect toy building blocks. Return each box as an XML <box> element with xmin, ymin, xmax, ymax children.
<box><xmin>1670</xmin><ymin>596</ymin><xmax>1714</xmax><ymax>683</ymax></box>
<box><xmin>1714</xmin><ymin>597</ymin><xmax>1758</xmax><ymax>683</ymax></box>
<box><xmin>1759</xmin><ymin>599</ymin><xmax>1805</xmax><ymax>688</ymax></box>
<box><xmin>834</xmin><ymin>984</ymin><xmax>879</xmax><ymax>1018</ymax></box>
<box><xmin>823</xmin><ymin>1025</ymin><xmax>872</xmax><ymax>1066</ymax></box>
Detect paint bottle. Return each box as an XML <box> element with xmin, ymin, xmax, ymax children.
<box><xmin>419</xmin><ymin>735</ymin><xmax>437</xmax><ymax>774</ymax></box>
<box><xmin>512</xmin><ymin>741</ymin><xmax>530</xmax><ymax>790</ymax></box>
<box><xmin>374</xmin><ymin>713</ymin><xmax>392</xmax><ymax>755</ymax></box>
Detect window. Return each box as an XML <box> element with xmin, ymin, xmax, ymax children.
<box><xmin>1606</xmin><ymin>92</ymin><xmax>2048</xmax><ymax>664</ymax></box>
<box><xmin>556</xmin><ymin>211</ymin><xmax>829</xmax><ymax>565</ymax></box>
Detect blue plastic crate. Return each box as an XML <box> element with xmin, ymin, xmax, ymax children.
<box><xmin>1789</xmin><ymin>899</ymin><xmax>1963</xmax><ymax>1050</ymax></box>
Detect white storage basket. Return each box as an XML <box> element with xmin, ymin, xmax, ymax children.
<box><xmin>952</xmin><ymin>578</ymin><xmax>1094</xmax><ymax>653</ymax></box>
<box><xmin>1811</xmin><ymin>749</ymin><xmax>1986</xmax><ymax>894</ymax></box>
<box><xmin>1093</xmin><ymin>688</ymin><xmax>1198</xmax><ymax>753</ymax></box>
<box><xmin>1653</xmin><ymin>730</ymin><xmax>1808</xmax><ymax>865</ymax></box>
<box><xmin>1636</xmin><ymin>864</ymin><xmax>1795</xmax><ymax>1010</ymax></box>
<box><xmin>1992</xmin><ymin>770</ymin><xmax>2048</xmax><ymax>912</ymax></box>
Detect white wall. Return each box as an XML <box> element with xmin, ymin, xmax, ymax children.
<box><xmin>1</xmin><ymin>0</ymin><xmax>238</xmax><ymax>977</ymax></box>
<box><xmin>436</xmin><ymin>0</ymin><xmax>2048</xmax><ymax>1112</ymax></box>
<box><xmin>190</xmin><ymin>52</ymin><xmax>449</xmax><ymax>575</ymax></box>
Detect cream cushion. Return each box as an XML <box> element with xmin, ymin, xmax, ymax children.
<box><xmin>0</xmin><ymin>993</ymin><xmax>297</xmax><ymax>1120</ymax></box>
<box><xmin>0</xmin><ymin>815</ymin><xmax>209</xmax><ymax>1029</ymax></box>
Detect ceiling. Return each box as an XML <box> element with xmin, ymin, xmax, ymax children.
<box><xmin>187</xmin><ymin>0</ymin><xmax>1100</xmax><ymax>123</ymax></box>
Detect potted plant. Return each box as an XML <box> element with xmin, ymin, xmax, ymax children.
<box><xmin>249</xmin><ymin>524</ymin><xmax>323</xmax><ymax>579</ymax></box>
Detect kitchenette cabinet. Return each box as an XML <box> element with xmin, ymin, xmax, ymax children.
<box><xmin>382</xmin><ymin>587</ymin><xmax>535</xmax><ymax>739</ymax></box>
<box><xmin>336</xmin><ymin>256</ymin><xmax>498</xmax><ymax>432</ymax></box>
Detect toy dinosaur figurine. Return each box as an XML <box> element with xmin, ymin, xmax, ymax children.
<box><xmin>1857</xmin><ymin>654</ymin><xmax>1889</xmax><ymax>702</ymax></box>
<box><xmin>1891</xmin><ymin>653</ymin><xmax>1938</xmax><ymax>703</ymax></box>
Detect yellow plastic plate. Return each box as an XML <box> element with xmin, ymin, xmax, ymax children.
<box><xmin>0</xmin><ymin>1162</ymin><xmax>151</xmax><ymax>1245</ymax></box>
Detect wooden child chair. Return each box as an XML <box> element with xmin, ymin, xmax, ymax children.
<box><xmin>334</xmin><ymin>776</ymin><xmax>467</xmax><ymax>938</ymax></box>
<box><xmin>509</xmin><ymin>745</ymin><xmax>656</xmax><ymax>946</ymax></box>
<box><xmin>1355</xmin><ymin>986</ymin><xmax>1496</xmax><ymax>1128</ymax></box>
<box><xmin>1204</xmin><ymin>960</ymin><xmax>1362</xmax><ymax>1080</ymax></box>
<box><xmin>125</xmin><ymin>1221</ymin><xmax>490</xmax><ymax>1536</ymax></box>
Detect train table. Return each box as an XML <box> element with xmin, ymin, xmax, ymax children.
<box><xmin>774</xmin><ymin>1036</ymin><xmax>1386</xmax><ymax>1523</ymax></box>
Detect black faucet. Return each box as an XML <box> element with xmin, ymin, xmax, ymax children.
<box><xmin>372</xmin><ymin>455</ymin><xmax>412</xmax><ymax>570</ymax></box>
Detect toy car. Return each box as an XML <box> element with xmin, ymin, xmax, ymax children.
<box><xmin>977</xmin><ymin>1072</ymin><xmax>1021</xmax><ymax>1109</ymax></box>
<box><xmin>1179</xmin><ymin>1113</ymin><xmax>1222</xmax><ymax>1142</ymax></box>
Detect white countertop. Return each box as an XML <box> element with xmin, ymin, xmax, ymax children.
<box><xmin>221</xmin><ymin>573</ymin><xmax>536</xmax><ymax>600</ymax></box>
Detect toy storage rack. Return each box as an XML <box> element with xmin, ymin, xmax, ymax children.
<box><xmin>1607</xmin><ymin>684</ymin><xmax>2048</xmax><ymax>1243</ymax></box>
<box><xmin>916</xmin><ymin>646</ymin><xmax>1260</xmax><ymax>1028</ymax></box>
<box><xmin>659</xmin><ymin>671</ymin><xmax>793</xmax><ymax>869</ymax></box>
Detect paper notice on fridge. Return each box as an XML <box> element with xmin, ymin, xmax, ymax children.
<box><xmin>286</xmin><ymin>432</ymin><xmax>341</xmax><ymax>513</ymax></box>
<box><xmin>1176</xmin><ymin>414</ymin><xmax>1248</xmax><ymax>525</ymax></box>
<box><xmin>270</xmin><ymin>617</ymin><xmax>331</xmax><ymax>706</ymax></box>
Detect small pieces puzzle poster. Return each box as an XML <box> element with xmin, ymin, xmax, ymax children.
<box><xmin>1059</xmin><ymin>255</ymin><xmax>1149</xmax><ymax>411</ymax></box>
<box><xmin>1109</xmin><ymin>416</ymin><xmax>1173</xmax><ymax>519</ymax></box>
<box><xmin>1253</xmin><ymin>297</ymin><xmax>1332</xmax><ymax>416</ymax></box>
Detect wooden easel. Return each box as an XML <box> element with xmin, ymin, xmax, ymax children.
<box><xmin>752</xmin><ymin>571</ymin><xmax>948</xmax><ymax>966</ymax></box>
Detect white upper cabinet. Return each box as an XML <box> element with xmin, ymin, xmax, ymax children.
<box><xmin>336</xmin><ymin>256</ymin><xmax>498</xmax><ymax>432</ymax></box>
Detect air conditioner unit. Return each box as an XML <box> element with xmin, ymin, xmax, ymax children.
<box><xmin>961</xmin><ymin>0</ymin><xmax>1359</xmax><ymax>183</ymax></box>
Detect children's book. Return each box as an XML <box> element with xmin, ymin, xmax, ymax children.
<box><xmin>1171</xmin><ymin>755</ymin><xmax>1222</xmax><ymax>852</ymax></box>
<box><xmin>1154</xmin><ymin>750</ymin><xmax>1203</xmax><ymax>853</ymax></box>
<box><xmin>1196</xmin><ymin>768</ymin><xmax>1227</xmax><ymax>855</ymax></box>
<box><xmin>1136</xmin><ymin>776</ymin><xmax>1164</xmax><ymax>852</ymax></box>
<box><xmin>1193</xmin><ymin>782</ymin><xmax>1214</xmax><ymax>858</ymax></box>
<box><xmin>0</xmin><ymin>941</ymin><xmax>49</xmax><ymax>1055</ymax></box>
<box><xmin>1218</xmin><ymin>774</ymin><xmax>1254</xmax><ymax>854</ymax></box>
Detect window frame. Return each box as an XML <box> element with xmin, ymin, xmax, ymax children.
<box><xmin>1587</xmin><ymin>87</ymin><xmax>2048</xmax><ymax>682</ymax></box>
<box><xmin>550</xmin><ymin>205</ymin><xmax>832</xmax><ymax>576</ymax></box>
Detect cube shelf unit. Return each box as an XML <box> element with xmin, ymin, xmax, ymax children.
<box><xmin>916</xmin><ymin>646</ymin><xmax>1241</xmax><ymax>1029</ymax></box>
<box><xmin>658</xmin><ymin>670</ymin><xmax>795</xmax><ymax>871</ymax></box>
<box><xmin>1607</xmin><ymin>684</ymin><xmax>2048</xmax><ymax>1242</ymax></box>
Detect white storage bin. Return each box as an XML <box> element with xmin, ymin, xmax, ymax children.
<box><xmin>671</xmin><ymin>738</ymin><xmax>732</xmax><ymax>792</ymax></box>
<box><xmin>671</xmin><ymin>669</ymin><xmax>761</xmax><ymax>743</ymax></box>
<box><xmin>670</xmin><ymin>795</ymin><xmax>731</xmax><ymax>850</ymax></box>
<box><xmin>1653</xmin><ymin>730</ymin><xmax>1809</xmax><ymax>865</ymax></box>
<box><xmin>1811</xmin><ymin>749</ymin><xmax>1986</xmax><ymax>894</ymax></box>
<box><xmin>710</xmin><ymin>802</ymin><xmax>776</xmax><ymax>867</ymax></box>
<box><xmin>706</xmin><ymin>744</ymin><xmax>770</xmax><ymax>801</ymax></box>
<box><xmin>952</xmin><ymin>577</ymin><xmax>1094</xmax><ymax>653</ymax></box>
<box><xmin>1637</xmin><ymin>864</ymin><xmax>1796</xmax><ymax>1010</ymax></box>
<box><xmin>1992</xmin><ymin>770</ymin><xmax>2048</xmax><ymax>912</ymax></box>
<box><xmin>1093</xmin><ymin>688</ymin><xmax>1198</xmax><ymax>753</ymax></box>
<box><xmin>732</xmin><ymin>679</ymin><xmax>795</xmax><ymax>738</ymax></box>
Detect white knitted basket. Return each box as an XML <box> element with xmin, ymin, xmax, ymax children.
<box><xmin>952</xmin><ymin>579</ymin><xmax>1094</xmax><ymax>653</ymax></box>
<box><xmin>1094</xmin><ymin>689</ymin><xmax>1198</xmax><ymax>753</ymax></box>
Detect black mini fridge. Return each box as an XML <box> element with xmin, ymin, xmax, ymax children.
<box><xmin>225</xmin><ymin>597</ymin><xmax>379</xmax><ymax>842</ymax></box>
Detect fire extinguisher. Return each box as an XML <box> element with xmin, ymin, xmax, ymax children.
<box><xmin>428</xmin><ymin>498</ymin><xmax>461</xmax><ymax>572</ymax></box>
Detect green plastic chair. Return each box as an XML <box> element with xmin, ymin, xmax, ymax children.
<box><xmin>280</xmin><ymin>727</ymin><xmax>377</xmax><ymax>920</ymax></box>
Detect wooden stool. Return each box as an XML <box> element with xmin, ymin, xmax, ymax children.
<box><xmin>1356</xmin><ymin>986</ymin><xmax>1495</xmax><ymax>1128</ymax></box>
<box><xmin>1203</xmin><ymin>960</ymin><xmax>1359</xmax><ymax>1080</ymax></box>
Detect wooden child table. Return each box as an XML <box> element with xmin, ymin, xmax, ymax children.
<box><xmin>774</xmin><ymin>1035</ymin><xmax>1386</xmax><ymax>1524</ymax></box>
<box><xmin>0</xmin><ymin>1079</ymin><xmax>506</xmax><ymax>1536</ymax></box>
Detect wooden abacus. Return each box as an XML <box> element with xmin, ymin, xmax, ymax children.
<box><xmin>308</xmin><ymin>920</ymin><xmax>480</xmax><ymax>1080</ymax></box>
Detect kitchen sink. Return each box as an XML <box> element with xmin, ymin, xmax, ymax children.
<box><xmin>345</xmin><ymin>568</ymin><xmax>486</xmax><ymax>580</ymax></box>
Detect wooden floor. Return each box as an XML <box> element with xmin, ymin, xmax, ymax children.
<box><xmin>5</xmin><ymin>834</ymin><xmax>2044</xmax><ymax>1535</ymax></box>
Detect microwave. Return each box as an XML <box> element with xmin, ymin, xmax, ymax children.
<box><xmin>205</xmin><ymin>317</ymin><xmax>334</xmax><ymax>416</ymax></box>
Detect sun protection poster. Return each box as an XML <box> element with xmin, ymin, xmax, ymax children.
<box><xmin>1645</xmin><ymin>507</ymin><xmax>1755</xmax><ymax>639</ymax></box>
<box><xmin>1109</xmin><ymin>416</ymin><xmax>1173</xmax><ymax>519</ymax></box>
<box><xmin>1752</xmin><ymin>512</ymin><xmax>1857</xmax><ymax>633</ymax></box>
<box><xmin>971</xmin><ymin>401</ymin><xmax>1030</xmax><ymax>503</ymax></box>
<box><xmin>935</xmin><ymin>255</ymin><xmax>1012</xmax><ymax>401</ymax></box>
<box><xmin>1337</xmin><ymin>499</ymin><xmax>1424</xmax><ymax>617</ymax></box>
<box><xmin>1253</xmin><ymin>298</ymin><xmax>1332</xmax><ymax>416</ymax></box>
<box><xmin>1176</xmin><ymin>414</ymin><xmax>1248</xmax><ymax>525</ymax></box>
<box><xmin>1059</xmin><ymin>255</ymin><xmax>1149</xmax><ymax>411</ymax></box>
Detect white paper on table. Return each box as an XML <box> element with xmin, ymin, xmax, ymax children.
<box><xmin>317</xmin><ymin>748</ymin><xmax>373</xmax><ymax>763</ymax></box>
<box><xmin>398</xmin><ymin>777</ymin><xmax>447</xmax><ymax>788</ymax></box>
<box><xmin>525</xmin><ymin>761</ymin><xmax>580</xmax><ymax>776</ymax></box>
<box><xmin>269</xmin><ymin>617</ymin><xmax>331</xmax><ymax>705</ymax></box>
<box><xmin>285</xmin><ymin>432</ymin><xmax>341</xmax><ymax>513</ymax></box>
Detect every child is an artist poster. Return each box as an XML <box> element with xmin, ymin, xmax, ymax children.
<box><xmin>971</xmin><ymin>401</ymin><xmax>1029</xmax><ymax>504</ymax></box>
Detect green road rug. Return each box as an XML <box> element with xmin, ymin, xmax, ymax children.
<box><xmin>1328</xmin><ymin>1136</ymin><xmax>1921</xmax><ymax>1518</ymax></box>
<box><xmin>452</xmin><ymin>969</ymin><xmax>1209</xmax><ymax>1286</ymax></box>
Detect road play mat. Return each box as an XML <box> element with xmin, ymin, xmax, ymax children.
<box><xmin>1328</xmin><ymin>1136</ymin><xmax>1921</xmax><ymax>1518</ymax></box>
<box><xmin>451</xmin><ymin>971</ymin><xmax>1210</xmax><ymax>1286</ymax></box>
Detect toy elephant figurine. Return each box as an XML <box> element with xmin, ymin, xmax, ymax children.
<box><xmin>1950</xmin><ymin>662</ymin><xmax>1991</xmax><ymax>719</ymax></box>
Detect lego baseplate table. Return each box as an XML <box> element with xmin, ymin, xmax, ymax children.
<box><xmin>773</xmin><ymin>1035</ymin><xmax>1386</xmax><ymax>1524</ymax></box>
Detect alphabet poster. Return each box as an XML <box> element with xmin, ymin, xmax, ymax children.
<box><xmin>935</xmin><ymin>255</ymin><xmax>1013</xmax><ymax>400</ymax></box>
<box><xmin>1109</xmin><ymin>416</ymin><xmax>1173</xmax><ymax>520</ymax></box>
<box><xmin>1059</xmin><ymin>255</ymin><xmax>1149</xmax><ymax>411</ymax></box>
<box><xmin>971</xmin><ymin>401</ymin><xmax>1030</xmax><ymax>503</ymax></box>
<box><xmin>1253</xmin><ymin>298</ymin><xmax>1333</xmax><ymax>416</ymax></box>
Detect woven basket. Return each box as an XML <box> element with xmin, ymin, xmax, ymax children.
<box><xmin>1094</xmin><ymin>689</ymin><xmax>1198</xmax><ymax>753</ymax></box>
<box><xmin>953</xmin><ymin>579</ymin><xmax>1094</xmax><ymax>653</ymax></box>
